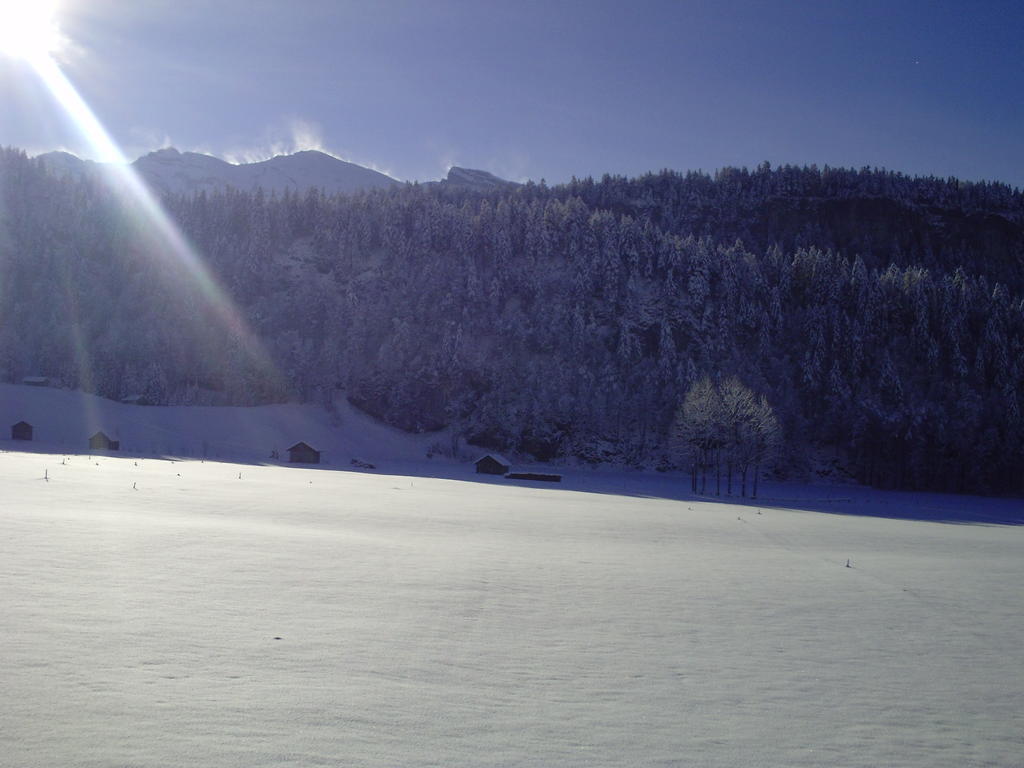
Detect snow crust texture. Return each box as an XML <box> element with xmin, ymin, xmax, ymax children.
<box><xmin>1</xmin><ymin>450</ymin><xmax>1022</xmax><ymax>767</ymax></box>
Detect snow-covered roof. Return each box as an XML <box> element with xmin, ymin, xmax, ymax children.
<box><xmin>287</xmin><ymin>441</ymin><xmax>318</xmax><ymax>452</ymax></box>
<box><xmin>475</xmin><ymin>453</ymin><xmax>511</xmax><ymax>467</ymax></box>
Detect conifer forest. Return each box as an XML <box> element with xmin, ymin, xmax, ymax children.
<box><xmin>1</xmin><ymin>148</ymin><xmax>1021</xmax><ymax>493</ymax></box>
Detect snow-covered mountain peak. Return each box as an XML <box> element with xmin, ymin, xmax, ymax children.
<box><xmin>421</xmin><ymin>165</ymin><xmax>519</xmax><ymax>191</ymax></box>
<box><xmin>288</xmin><ymin>149</ymin><xmax>334</xmax><ymax>160</ymax></box>
<box><xmin>34</xmin><ymin>147</ymin><xmax>525</xmax><ymax>196</ymax></box>
<box><xmin>35</xmin><ymin>150</ymin><xmax>90</xmax><ymax>178</ymax></box>
<box><xmin>39</xmin><ymin>149</ymin><xmax>83</xmax><ymax>162</ymax></box>
<box><xmin>446</xmin><ymin>166</ymin><xmax>513</xmax><ymax>188</ymax></box>
<box><xmin>36</xmin><ymin>147</ymin><xmax>400</xmax><ymax>197</ymax></box>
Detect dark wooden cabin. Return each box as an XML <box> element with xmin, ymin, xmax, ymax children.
<box><xmin>89</xmin><ymin>431</ymin><xmax>120</xmax><ymax>451</ymax></box>
<box><xmin>475</xmin><ymin>453</ymin><xmax>511</xmax><ymax>475</ymax></box>
<box><xmin>11</xmin><ymin>421</ymin><xmax>33</xmax><ymax>441</ymax></box>
<box><xmin>287</xmin><ymin>441</ymin><xmax>321</xmax><ymax>464</ymax></box>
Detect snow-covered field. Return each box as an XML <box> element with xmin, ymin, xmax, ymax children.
<box><xmin>2</xmin><ymin>445</ymin><xmax>1022</xmax><ymax>767</ymax></box>
<box><xmin>0</xmin><ymin>382</ymin><xmax>436</xmax><ymax>466</ymax></box>
<box><xmin>2</xmin><ymin>385</ymin><xmax>1023</xmax><ymax>766</ymax></box>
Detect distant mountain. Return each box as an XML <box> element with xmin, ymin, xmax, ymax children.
<box><xmin>427</xmin><ymin>166</ymin><xmax>519</xmax><ymax>192</ymax></box>
<box><xmin>35</xmin><ymin>149</ymin><xmax>518</xmax><ymax>196</ymax></box>
<box><xmin>34</xmin><ymin>150</ymin><xmax>93</xmax><ymax>180</ymax></box>
<box><xmin>36</xmin><ymin>148</ymin><xmax>400</xmax><ymax>196</ymax></box>
<box><xmin>131</xmin><ymin>148</ymin><xmax>240</xmax><ymax>196</ymax></box>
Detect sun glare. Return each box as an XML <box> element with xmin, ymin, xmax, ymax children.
<box><xmin>1</xmin><ymin>0</ymin><xmax>281</xmax><ymax>414</ymax></box>
<box><xmin>0</xmin><ymin>0</ymin><xmax>62</xmax><ymax>61</ymax></box>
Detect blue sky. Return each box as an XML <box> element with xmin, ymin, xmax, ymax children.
<box><xmin>2</xmin><ymin>0</ymin><xmax>1022</xmax><ymax>185</ymax></box>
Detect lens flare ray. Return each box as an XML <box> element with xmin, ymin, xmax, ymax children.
<box><xmin>22</xmin><ymin>49</ymin><xmax>280</xmax><ymax>395</ymax></box>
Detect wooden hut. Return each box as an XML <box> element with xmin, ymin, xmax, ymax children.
<box><xmin>89</xmin><ymin>431</ymin><xmax>120</xmax><ymax>451</ymax></box>
<box><xmin>11</xmin><ymin>421</ymin><xmax>33</xmax><ymax>441</ymax></box>
<box><xmin>287</xmin><ymin>441</ymin><xmax>320</xmax><ymax>464</ymax></box>
<box><xmin>474</xmin><ymin>453</ymin><xmax>511</xmax><ymax>475</ymax></box>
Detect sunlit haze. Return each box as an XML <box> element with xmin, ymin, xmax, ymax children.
<box><xmin>3</xmin><ymin>0</ymin><xmax>279</xmax><ymax>408</ymax></box>
<box><xmin>0</xmin><ymin>0</ymin><xmax>63</xmax><ymax>61</ymax></box>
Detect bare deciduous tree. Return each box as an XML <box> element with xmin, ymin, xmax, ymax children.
<box><xmin>673</xmin><ymin>376</ymin><xmax>780</xmax><ymax>497</ymax></box>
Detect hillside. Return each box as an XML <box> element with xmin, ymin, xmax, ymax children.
<box><xmin>2</xmin><ymin>148</ymin><xmax>1022</xmax><ymax>492</ymax></box>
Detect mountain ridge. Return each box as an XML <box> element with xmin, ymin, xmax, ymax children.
<box><xmin>34</xmin><ymin>148</ymin><xmax>515</xmax><ymax>196</ymax></box>
<box><xmin>425</xmin><ymin>166</ymin><xmax>520</xmax><ymax>192</ymax></box>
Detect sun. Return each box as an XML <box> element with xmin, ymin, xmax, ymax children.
<box><xmin>0</xmin><ymin>0</ymin><xmax>63</xmax><ymax>61</ymax></box>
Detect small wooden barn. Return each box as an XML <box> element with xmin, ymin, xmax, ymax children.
<box><xmin>11</xmin><ymin>421</ymin><xmax>33</xmax><ymax>441</ymax></box>
<box><xmin>89</xmin><ymin>431</ymin><xmax>120</xmax><ymax>451</ymax></box>
<box><xmin>287</xmin><ymin>441</ymin><xmax>320</xmax><ymax>464</ymax></box>
<box><xmin>475</xmin><ymin>453</ymin><xmax>511</xmax><ymax>475</ymax></box>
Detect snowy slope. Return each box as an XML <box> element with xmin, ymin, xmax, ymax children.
<box><xmin>36</xmin><ymin>148</ymin><xmax>400</xmax><ymax>196</ymax></box>
<box><xmin>130</xmin><ymin>147</ymin><xmax>242</xmax><ymax>196</ymax></box>
<box><xmin>0</xmin><ymin>383</ymin><xmax>431</xmax><ymax>464</ymax></box>
<box><xmin>1</xmin><ymin>447</ymin><xmax>1021</xmax><ymax>767</ymax></box>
